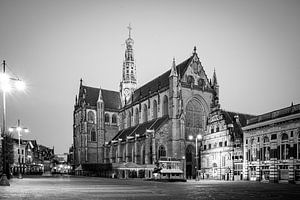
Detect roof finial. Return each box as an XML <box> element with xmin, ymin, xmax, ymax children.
<box><xmin>80</xmin><ymin>78</ymin><xmax>83</xmax><ymax>86</ymax></box>
<box><xmin>193</xmin><ymin>46</ymin><xmax>197</xmax><ymax>54</ymax></box>
<box><xmin>127</xmin><ymin>23</ymin><xmax>132</xmax><ymax>38</ymax></box>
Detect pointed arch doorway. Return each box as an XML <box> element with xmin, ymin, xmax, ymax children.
<box><xmin>186</xmin><ymin>145</ymin><xmax>195</xmax><ymax>179</ymax></box>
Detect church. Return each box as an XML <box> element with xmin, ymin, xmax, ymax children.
<box><xmin>72</xmin><ymin>26</ymin><xmax>250</xmax><ymax>179</ymax></box>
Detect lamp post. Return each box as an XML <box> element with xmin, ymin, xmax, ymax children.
<box><xmin>228</xmin><ymin>123</ymin><xmax>234</xmax><ymax>181</ymax></box>
<box><xmin>9</xmin><ymin>119</ymin><xmax>29</xmax><ymax>179</ymax></box>
<box><xmin>0</xmin><ymin>60</ymin><xmax>26</xmax><ymax>186</ymax></box>
<box><xmin>189</xmin><ymin>134</ymin><xmax>202</xmax><ymax>180</ymax></box>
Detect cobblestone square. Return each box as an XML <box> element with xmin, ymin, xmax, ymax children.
<box><xmin>1</xmin><ymin>176</ymin><xmax>300</xmax><ymax>200</ymax></box>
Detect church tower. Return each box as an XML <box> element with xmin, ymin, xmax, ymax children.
<box><xmin>120</xmin><ymin>24</ymin><xmax>137</xmax><ymax>105</ymax></box>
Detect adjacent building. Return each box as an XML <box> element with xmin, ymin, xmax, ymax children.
<box><xmin>201</xmin><ymin>107</ymin><xmax>254</xmax><ymax>180</ymax></box>
<box><xmin>243</xmin><ymin>103</ymin><xmax>300</xmax><ymax>183</ymax></box>
<box><xmin>10</xmin><ymin>139</ymin><xmax>54</xmax><ymax>175</ymax></box>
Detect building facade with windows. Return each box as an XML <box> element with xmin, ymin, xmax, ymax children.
<box><xmin>201</xmin><ymin>107</ymin><xmax>253</xmax><ymax>181</ymax></box>
<box><xmin>73</xmin><ymin>26</ymin><xmax>220</xmax><ymax>179</ymax></box>
<box><xmin>243</xmin><ymin>103</ymin><xmax>300</xmax><ymax>183</ymax></box>
<box><xmin>10</xmin><ymin>139</ymin><xmax>54</xmax><ymax>175</ymax></box>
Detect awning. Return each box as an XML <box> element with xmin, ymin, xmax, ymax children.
<box><xmin>112</xmin><ymin>162</ymin><xmax>155</xmax><ymax>170</ymax></box>
<box><xmin>75</xmin><ymin>165</ymin><xmax>82</xmax><ymax>171</ymax></box>
<box><xmin>160</xmin><ymin>169</ymin><xmax>183</xmax><ymax>174</ymax></box>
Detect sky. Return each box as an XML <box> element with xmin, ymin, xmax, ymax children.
<box><xmin>0</xmin><ymin>0</ymin><xmax>299</xmax><ymax>154</ymax></box>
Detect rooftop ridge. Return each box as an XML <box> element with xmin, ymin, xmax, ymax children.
<box><xmin>220</xmin><ymin>109</ymin><xmax>256</xmax><ymax>117</ymax></box>
<box><xmin>247</xmin><ymin>103</ymin><xmax>300</xmax><ymax>125</ymax></box>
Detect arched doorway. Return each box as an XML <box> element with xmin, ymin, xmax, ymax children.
<box><xmin>186</xmin><ymin>145</ymin><xmax>195</xmax><ymax>179</ymax></box>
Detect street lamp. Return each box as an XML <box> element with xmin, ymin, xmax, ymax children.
<box><xmin>228</xmin><ymin>123</ymin><xmax>234</xmax><ymax>181</ymax></box>
<box><xmin>0</xmin><ymin>60</ymin><xmax>26</xmax><ymax>186</ymax></box>
<box><xmin>9</xmin><ymin>119</ymin><xmax>29</xmax><ymax>179</ymax></box>
<box><xmin>189</xmin><ymin>134</ymin><xmax>202</xmax><ymax>180</ymax></box>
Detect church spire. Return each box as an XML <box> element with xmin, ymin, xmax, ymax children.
<box><xmin>212</xmin><ymin>68</ymin><xmax>218</xmax><ymax>86</ymax></box>
<box><xmin>120</xmin><ymin>24</ymin><xmax>137</xmax><ymax>106</ymax></box>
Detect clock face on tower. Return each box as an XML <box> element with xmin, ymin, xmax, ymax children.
<box><xmin>124</xmin><ymin>88</ymin><xmax>130</xmax><ymax>97</ymax></box>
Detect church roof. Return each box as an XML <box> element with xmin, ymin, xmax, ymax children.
<box><xmin>111</xmin><ymin>115</ymin><xmax>169</xmax><ymax>142</ymax></box>
<box><xmin>130</xmin><ymin>56</ymin><xmax>194</xmax><ymax>105</ymax></box>
<box><xmin>79</xmin><ymin>85</ymin><xmax>121</xmax><ymax>111</ymax></box>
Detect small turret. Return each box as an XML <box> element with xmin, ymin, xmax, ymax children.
<box><xmin>211</xmin><ymin>69</ymin><xmax>220</xmax><ymax>109</ymax></box>
<box><xmin>212</xmin><ymin>68</ymin><xmax>218</xmax><ymax>86</ymax></box>
<box><xmin>97</xmin><ymin>87</ymin><xmax>103</xmax><ymax>102</ymax></box>
<box><xmin>169</xmin><ymin>57</ymin><xmax>178</xmax><ymax>119</ymax></box>
<box><xmin>169</xmin><ymin>57</ymin><xmax>178</xmax><ymax>77</ymax></box>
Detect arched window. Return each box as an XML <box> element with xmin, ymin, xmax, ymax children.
<box><xmin>153</xmin><ymin>100</ymin><xmax>158</xmax><ymax>119</ymax></box>
<box><xmin>91</xmin><ymin>127</ymin><xmax>96</xmax><ymax>142</ymax></box>
<box><xmin>123</xmin><ymin>150</ymin><xmax>126</xmax><ymax>162</ymax></box>
<box><xmin>143</xmin><ymin>104</ymin><xmax>148</xmax><ymax>123</ymax></box>
<box><xmin>280</xmin><ymin>133</ymin><xmax>289</xmax><ymax>160</ymax></box>
<box><xmin>141</xmin><ymin>145</ymin><xmax>145</xmax><ymax>164</ymax></box>
<box><xmin>87</xmin><ymin>111</ymin><xmax>95</xmax><ymax>123</ymax></box>
<box><xmin>187</xmin><ymin>75</ymin><xmax>194</xmax><ymax>85</ymax></box>
<box><xmin>158</xmin><ymin>145</ymin><xmax>166</xmax><ymax>159</ymax></box>
<box><xmin>131</xmin><ymin>148</ymin><xmax>134</xmax><ymax>162</ymax></box>
<box><xmin>112</xmin><ymin>114</ymin><xmax>117</xmax><ymax>124</ymax></box>
<box><xmin>104</xmin><ymin>113</ymin><xmax>110</xmax><ymax>123</ymax></box>
<box><xmin>162</xmin><ymin>95</ymin><xmax>168</xmax><ymax>116</ymax></box>
<box><xmin>185</xmin><ymin>99</ymin><xmax>205</xmax><ymax>138</ymax></box>
<box><xmin>135</xmin><ymin>108</ymin><xmax>139</xmax><ymax>125</ymax></box>
<box><xmin>297</xmin><ymin>133</ymin><xmax>300</xmax><ymax>159</ymax></box>
<box><xmin>262</xmin><ymin>136</ymin><xmax>270</xmax><ymax>161</ymax></box>
<box><xmin>249</xmin><ymin>138</ymin><xmax>256</xmax><ymax>161</ymax></box>
<box><xmin>127</xmin><ymin>111</ymin><xmax>132</xmax><ymax>128</ymax></box>
<box><xmin>115</xmin><ymin>150</ymin><xmax>118</xmax><ymax>163</ymax></box>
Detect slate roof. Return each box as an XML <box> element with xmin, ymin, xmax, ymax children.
<box><xmin>221</xmin><ymin>110</ymin><xmax>255</xmax><ymax>139</ymax></box>
<box><xmin>246</xmin><ymin>103</ymin><xmax>300</xmax><ymax>125</ymax></box>
<box><xmin>130</xmin><ymin>56</ymin><xmax>194</xmax><ymax>105</ymax></box>
<box><xmin>111</xmin><ymin>115</ymin><xmax>169</xmax><ymax>142</ymax></box>
<box><xmin>79</xmin><ymin>85</ymin><xmax>121</xmax><ymax>111</ymax></box>
<box><xmin>221</xmin><ymin>111</ymin><xmax>254</xmax><ymax>127</ymax></box>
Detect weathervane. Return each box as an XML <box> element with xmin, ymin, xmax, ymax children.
<box><xmin>127</xmin><ymin>23</ymin><xmax>132</xmax><ymax>38</ymax></box>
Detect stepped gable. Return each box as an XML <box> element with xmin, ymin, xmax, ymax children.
<box><xmin>79</xmin><ymin>85</ymin><xmax>121</xmax><ymax>110</ymax></box>
<box><xmin>111</xmin><ymin>115</ymin><xmax>169</xmax><ymax>142</ymax></box>
<box><xmin>130</xmin><ymin>56</ymin><xmax>194</xmax><ymax>105</ymax></box>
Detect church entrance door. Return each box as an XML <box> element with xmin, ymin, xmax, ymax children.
<box><xmin>186</xmin><ymin>145</ymin><xmax>195</xmax><ymax>179</ymax></box>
